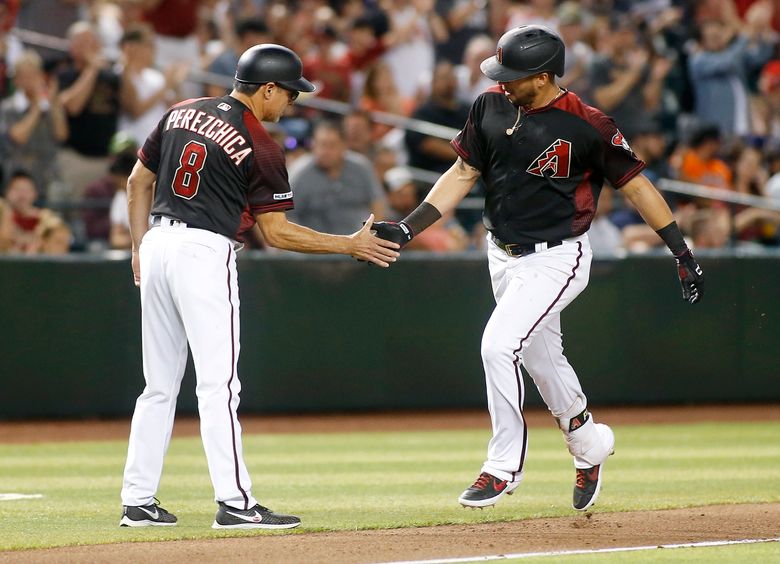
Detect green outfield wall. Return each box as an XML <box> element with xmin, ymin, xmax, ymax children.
<box><xmin>0</xmin><ymin>252</ymin><xmax>777</xmax><ymax>418</ymax></box>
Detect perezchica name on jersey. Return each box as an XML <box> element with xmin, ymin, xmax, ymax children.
<box><xmin>165</xmin><ymin>109</ymin><xmax>252</xmax><ymax>165</ymax></box>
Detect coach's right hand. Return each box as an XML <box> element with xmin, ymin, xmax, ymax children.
<box><xmin>351</xmin><ymin>214</ymin><xmax>400</xmax><ymax>268</ymax></box>
<box><xmin>132</xmin><ymin>249</ymin><xmax>141</xmax><ymax>287</ymax></box>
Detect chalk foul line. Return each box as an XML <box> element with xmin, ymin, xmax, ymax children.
<box><xmin>375</xmin><ymin>537</ymin><xmax>780</xmax><ymax>564</ymax></box>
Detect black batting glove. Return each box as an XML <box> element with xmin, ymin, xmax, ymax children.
<box><xmin>674</xmin><ymin>249</ymin><xmax>704</xmax><ymax>304</ymax></box>
<box><xmin>371</xmin><ymin>220</ymin><xmax>414</xmax><ymax>248</ymax></box>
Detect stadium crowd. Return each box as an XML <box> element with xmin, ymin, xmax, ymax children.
<box><xmin>1</xmin><ymin>0</ymin><xmax>780</xmax><ymax>256</ymax></box>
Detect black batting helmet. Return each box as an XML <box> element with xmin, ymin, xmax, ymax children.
<box><xmin>481</xmin><ymin>25</ymin><xmax>565</xmax><ymax>82</ymax></box>
<box><xmin>235</xmin><ymin>43</ymin><xmax>316</xmax><ymax>93</ymax></box>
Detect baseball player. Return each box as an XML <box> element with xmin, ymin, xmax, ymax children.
<box><xmin>119</xmin><ymin>44</ymin><xmax>399</xmax><ymax>529</ymax></box>
<box><xmin>372</xmin><ymin>26</ymin><xmax>704</xmax><ymax>511</ymax></box>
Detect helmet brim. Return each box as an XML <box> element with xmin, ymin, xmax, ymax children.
<box><xmin>278</xmin><ymin>76</ymin><xmax>316</xmax><ymax>93</ymax></box>
<box><xmin>480</xmin><ymin>56</ymin><xmax>533</xmax><ymax>82</ymax></box>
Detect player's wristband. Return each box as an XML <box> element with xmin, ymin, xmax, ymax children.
<box><xmin>402</xmin><ymin>202</ymin><xmax>442</xmax><ymax>237</ymax></box>
<box><xmin>655</xmin><ymin>221</ymin><xmax>688</xmax><ymax>255</ymax></box>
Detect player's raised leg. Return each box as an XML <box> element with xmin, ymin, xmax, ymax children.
<box><xmin>522</xmin><ymin>302</ymin><xmax>615</xmax><ymax>511</ymax></box>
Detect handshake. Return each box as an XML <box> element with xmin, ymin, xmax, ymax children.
<box><xmin>352</xmin><ymin>216</ymin><xmax>414</xmax><ymax>268</ymax></box>
<box><xmin>352</xmin><ymin>214</ymin><xmax>414</xmax><ymax>268</ymax></box>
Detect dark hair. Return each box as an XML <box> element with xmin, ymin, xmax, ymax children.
<box><xmin>120</xmin><ymin>23</ymin><xmax>153</xmax><ymax>45</ymax></box>
<box><xmin>4</xmin><ymin>169</ymin><xmax>35</xmax><ymax>195</ymax></box>
<box><xmin>110</xmin><ymin>150</ymin><xmax>138</xmax><ymax>176</ymax></box>
<box><xmin>233</xmin><ymin>80</ymin><xmax>262</xmax><ymax>96</ymax></box>
<box><xmin>314</xmin><ymin>119</ymin><xmax>344</xmax><ymax>139</ymax></box>
<box><xmin>690</xmin><ymin>126</ymin><xmax>721</xmax><ymax>148</ymax></box>
<box><xmin>235</xmin><ymin>18</ymin><xmax>268</xmax><ymax>38</ymax></box>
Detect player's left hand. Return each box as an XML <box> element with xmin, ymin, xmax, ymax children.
<box><xmin>132</xmin><ymin>250</ymin><xmax>141</xmax><ymax>287</ymax></box>
<box><xmin>371</xmin><ymin>220</ymin><xmax>414</xmax><ymax>248</ymax></box>
<box><xmin>674</xmin><ymin>249</ymin><xmax>704</xmax><ymax>304</ymax></box>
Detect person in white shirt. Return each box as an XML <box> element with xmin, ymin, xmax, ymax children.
<box><xmin>118</xmin><ymin>24</ymin><xmax>189</xmax><ymax>146</ymax></box>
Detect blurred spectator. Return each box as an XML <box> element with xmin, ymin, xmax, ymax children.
<box><xmin>677</xmin><ymin>126</ymin><xmax>733</xmax><ymax>190</ymax></box>
<box><xmin>342</xmin><ymin>109</ymin><xmax>377</xmax><ymax>158</ymax></box>
<box><xmin>689</xmin><ymin>206</ymin><xmax>732</xmax><ymax>249</ymax></box>
<box><xmin>118</xmin><ymin>24</ymin><xmax>189</xmax><ymax>146</ymax></box>
<box><xmin>454</xmin><ymin>34</ymin><xmax>494</xmax><ymax>104</ymax></box>
<box><xmin>340</xmin><ymin>15</ymin><xmax>388</xmax><ymax>106</ymax></box>
<box><xmin>16</xmin><ymin>0</ymin><xmax>80</xmax><ymax>66</ymax></box>
<box><xmin>588</xmin><ymin>188</ymin><xmax>624</xmax><ymax>256</ymax></box>
<box><xmin>141</xmin><ymin>0</ymin><xmax>202</xmax><ymax>98</ymax></box>
<box><xmin>630</xmin><ymin>122</ymin><xmax>673</xmax><ymax>183</ymax></box>
<box><xmin>730</xmin><ymin>144</ymin><xmax>780</xmax><ymax>245</ymax></box>
<box><xmin>383</xmin><ymin>0</ymin><xmax>447</xmax><ymax>101</ymax></box>
<box><xmin>204</xmin><ymin>18</ymin><xmax>271</xmax><ymax>97</ymax></box>
<box><xmin>56</xmin><ymin>22</ymin><xmax>121</xmax><ymax>203</ymax></box>
<box><xmin>373</xmin><ymin>145</ymin><xmax>402</xmax><ymax>186</ymax></box>
<box><xmin>556</xmin><ymin>2</ymin><xmax>594</xmax><ymax>95</ymax></box>
<box><xmin>505</xmin><ymin>0</ymin><xmax>559</xmax><ymax>31</ymax></box>
<box><xmin>0</xmin><ymin>50</ymin><xmax>68</xmax><ymax>200</ymax></box>
<box><xmin>81</xmin><ymin>141</ymin><xmax>137</xmax><ymax>247</ymax></box>
<box><xmin>434</xmin><ymin>0</ymin><xmax>490</xmax><ymax>64</ymax></box>
<box><xmin>3</xmin><ymin>169</ymin><xmax>70</xmax><ymax>254</ymax></box>
<box><xmin>360</xmin><ymin>60</ymin><xmax>416</xmax><ymax>142</ymax></box>
<box><xmin>405</xmin><ymin>60</ymin><xmax>469</xmax><ymax>174</ymax></box>
<box><xmin>34</xmin><ymin>211</ymin><xmax>72</xmax><ymax>255</ymax></box>
<box><xmin>687</xmin><ymin>1</ymin><xmax>776</xmax><ymax>138</ymax></box>
<box><xmin>0</xmin><ymin>1</ymin><xmax>23</xmax><ymax>98</ymax></box>
<box><xmin>300</xmin><ymin>26</ymin><xmax>352</xmax><ymax>102</ymax></box>
<box><xmin>384</xmin><ymin>166</ymin><xmax>418</xmax><ymax>219</ymax></box>
<box><xmin>288</xmin><ymin>120</ymin><xmax>386</xmax><ymax>234</ymax></box>
<box><xmin>589</xmin><ymin>14</ymin><xmax>673</xmax><ymax>140</ymax></box>
<box><xmin>383</xmin><ymin>161</ymin><xmax>469</xmax><ymax>252</ymax></box>
<box><xmin>0</xmin><ymin>196</ymin><xmax>12</xmax><ymax>251</ymax></box>
<box><xmin>752</xmin><ymin>60</ymin><xmax>780</xmax><ymax>138</ymax></box>
<box><xmin>108</xmin><ymin>150</ymin><xmax>140</xmax><ymax>250</ymax></box>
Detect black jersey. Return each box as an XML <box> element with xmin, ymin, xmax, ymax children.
<box><xmin>138</xmin><ymin>95</ymin><xmax>294</xmax><ymax>241</ymax></box>
<box><xmin>452</xmin><ymin>86</ymin><xmax>645</xmax><ymax>245</ymax></box>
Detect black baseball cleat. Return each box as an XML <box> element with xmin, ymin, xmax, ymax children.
<box><xmin>119</xmin><ymin>500</ymin><xmax>177</xmax><ymax>527</ymax></box>
<box><xmin>212</xmin><ymin>502</ymin><xmax>301</xmax><ymax>529</ymax></box>
<box><xmin>458</xmin><ymin>471</ymin><xmax>521</xmax><ymax>508</ymax></box>
<box><xmin>573</xmin><ymin>464</ymin><xmax>604</xmax><ymax>511</ymax></box>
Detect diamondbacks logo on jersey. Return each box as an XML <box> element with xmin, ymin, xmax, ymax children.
<box><xmin>611</xmin><ymin>130</ymin><xmax>632</xmax><ymax>152</ymax></box>
<box><xmin>527</xmin><ymin>139</ymin><xmax>572</xmax><ymax>178</ymax></box>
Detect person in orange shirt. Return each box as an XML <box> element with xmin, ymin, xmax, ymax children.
<box><xmin>678</xmin><ymin>126</ymin><xmax>733</xmax><ymax>190</ymax></box>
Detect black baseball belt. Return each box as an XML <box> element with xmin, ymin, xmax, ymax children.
<box><xmin>491</xmin><ymin>234</ymin><xmax>563</xmax><ymax>257</ymax></box>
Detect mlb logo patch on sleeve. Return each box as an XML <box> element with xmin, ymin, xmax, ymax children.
<box><xmin>217</xmin><ymin>102</ymin><xmax>232</xmax><ymax>111</ymax></box>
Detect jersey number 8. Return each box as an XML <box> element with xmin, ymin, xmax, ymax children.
<box><xmin>172</xmin><ymin>141</ymin><xmax>208</xmax><ymax>200</ymax></box>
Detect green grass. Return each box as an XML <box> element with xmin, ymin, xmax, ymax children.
<box><xmin>0</xmin><ymin>422</ymin><xmax>778</xmax><ymax>551</ymax></box>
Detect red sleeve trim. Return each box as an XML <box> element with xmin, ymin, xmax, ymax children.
<box><xmin>612</xmin><ymin>161</ymin><xmax>646</xmax><ymax>188</ymax></box>
<box><xmin>170</xmin><ymin>97</ymin><xmax>212</xmax><ymax>110</ymax></box>
<box><xmin>252</xmin><ymin>201</ymin><xmax>294</xmax><ymax>214</ymax></box>
<box><xmin>451</xmin><ymin>138</ymin><xmax>470</xmax><ymax>160</ymax></box>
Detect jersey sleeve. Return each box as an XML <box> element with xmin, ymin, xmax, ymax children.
<box><xmin>595</xmin><ymin>114</ymin><xmax>646</xmax><ymax>188</ymax></box>
<box><xmin>246</xmin><ymin>140</ymin><xmax>294</xmax><ymax>214</ymax></box>
<box><xmin>450</xmin><ymin>96</ymin><xmax>486</xmax><ymax>172</ymax></box>
<box><xmin>138</xmin><ymin>117</ymin><xmax>164</xmax><ymax>173</ymax></box>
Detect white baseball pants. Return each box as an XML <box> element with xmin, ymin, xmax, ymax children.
<box><xmin>480</xmin><ymin>233</ymin><xmax>598</xmax><ymax>482</ymax></box>
<box><xmin>121</xmin><ymin>219</ymin><xmax>258</xmax><ymax>510</ymax></box>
